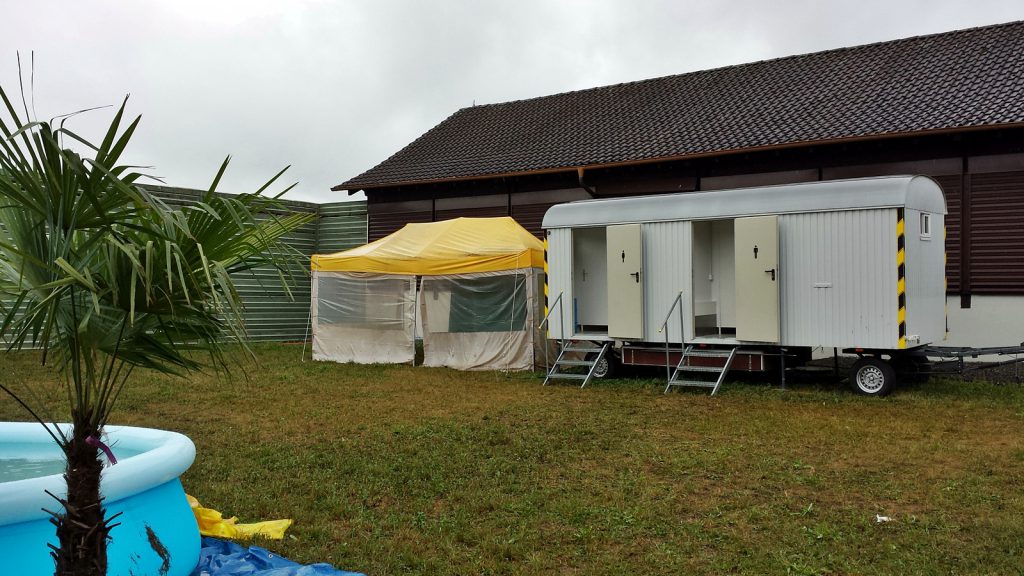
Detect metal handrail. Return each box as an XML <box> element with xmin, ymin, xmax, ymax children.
<box><xmin>538</xmin><ymin>291</ymin><xmax>563</xmax><ymax>332</ymax></box>
<box><xmin>538</xmin><ymin>292</ymin><xmax>565</xmax><ymax>374</ymax></box>
<box><xmin>658</xmin><ymin>291</ymin><xmax>685</xmax><ymax>383</ymax></box>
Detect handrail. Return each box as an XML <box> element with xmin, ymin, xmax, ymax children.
<box><xmin>538</xmin><ymin>291</ymin><xmax>563</xmax><ymax>332</ymax></box>
<box><xmin>659</xmin><ymin>291</ymin><xmax>684</xmax><ymax>334</ymax></box>
<box><xmin>658</xmin><ymin>291</ymin><xmax>685</xmax><ymax>383</ymax></box>
<box><xmin>538</xmin><ymin>292</ymin><xmax>566</xmax><ymax>374</ymax></box>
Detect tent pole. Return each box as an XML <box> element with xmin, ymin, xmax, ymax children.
<box><xmin>413</xmin><ymin>276</ymin><xmax>419</xmax><ymax>366</ymax></box>
<box><xmin>301</xmin><ymin>307</ymin><xmax>312</xmax><ymax>362</ymax></box>
<box><xmin>301</xmin><ymin>271</ymin><xmax>315</xmax><ymax>362</ymax></box>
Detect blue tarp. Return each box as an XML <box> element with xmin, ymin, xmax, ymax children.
<box><xmin>190</xmin><ymin>537</ymin><xmax>365</xmax><ymax>576</ymax></box>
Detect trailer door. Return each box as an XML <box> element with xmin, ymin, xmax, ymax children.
<box><xmin>735</xmin><ymin>216</ymin><xmax>780</xmax><ymax>342</ymax></box>
<box><xmin>606</xmin><ymin>223</ymin><xmax>644</xmax><ymax>339</ymax></box>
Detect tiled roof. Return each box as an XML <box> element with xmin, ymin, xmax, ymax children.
<box><xmin>336</xmin><ymin>21</ymin><xmax>1024</xmax><ymax>191</ymax></box>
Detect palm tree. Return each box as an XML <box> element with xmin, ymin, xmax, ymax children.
<box><xmin>0</xmin><ymin>83</ymin><xmax>314</xmax><ymax>575</ymax></box>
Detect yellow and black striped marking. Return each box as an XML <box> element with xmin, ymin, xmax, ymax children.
<box><xmin>944</xmin><ymin>224</ymin><xmax>949</xmax><ymax>339</ymax></box>
<box><xmin>543</xmin><ymin>236</ymin><xmax>549</xmax><ymax>334</ymax></box>
<box><xmin>897</xmin><ymin>208</ymin><xmax>907</xmax><ymax>349</ymax></box>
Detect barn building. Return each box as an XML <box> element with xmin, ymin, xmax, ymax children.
<box><xmin>334</xmin><ymin>21</ymin><xmax>1024</xmax><ymax>349</ymax></box>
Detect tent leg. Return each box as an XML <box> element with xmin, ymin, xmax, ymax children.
<box><xmin>300</xmin><ymin>307</ymin><xmax>312</xmax><ymax>362</ymax></box>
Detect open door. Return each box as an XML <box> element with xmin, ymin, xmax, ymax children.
<box><xmin>606</xmin><ymin>224</ymin><xmax>644</xmax><ymax>339</ymax></box>
<box><xmin>734</xmin><ymin>216</ymin><xmax>779</xmax><ymax>342</ymax></box>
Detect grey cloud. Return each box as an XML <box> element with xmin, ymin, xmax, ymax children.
<box><xmin>2</xmin><ymin>0</ymin><xmax>1023</xmax><ymax>203</ymax></box>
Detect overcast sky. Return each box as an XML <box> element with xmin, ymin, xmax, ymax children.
<box><xmin>3</xmin><ymin>1</ymin><xmax>1023</xmax><ymax>203</ymax></box>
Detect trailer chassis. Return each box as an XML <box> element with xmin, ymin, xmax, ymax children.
<box><xmin>918</xmin><ymin>345</ymin><xmax>1024</xmax><ymax>381</ymax></box>
<box><xmin>841</xmin><ymin>344</ymin><xmax>1024</xmax><ymax>393</ymax></box>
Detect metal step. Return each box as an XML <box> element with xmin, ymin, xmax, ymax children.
<box><xmin>555</xmin><ymin>359</ymin><xmax>593</xmax><ymax>367</ymax></box>
<box><xmin>546</xmin><ymin>373</ymin><xmax>588</xmax><ymax>380</ymax></box>
<box><xmin>676</xmin><ymin>364</ymin><xmax>722</xmax><ymax>373</ymax></box>
<box><xmin>668</xmin><ymin>379</ymin><xmax>717</xmax><ymax>388</ymax></box>
<box><xmin>665</xmin><ymin>346</ymin><xmax>738</xmax><ymax>396</ymax></box>
<box><xmin>563</xmin><ymin>346</ymin><xmax>605</xmax><ymax>354</ymax></box>
<box><xmin>544</xmin><ymin>341</ymin><xmax>612</xmax><ymax>388</ymax></box>
<box><xmin>685</xmin><ymin>349</ymin><xmax>735</xmax><ymax>358</ymax></box>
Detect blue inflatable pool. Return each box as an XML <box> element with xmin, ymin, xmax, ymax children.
<box><xmin>0</xmin><ymin>422</ymin><xmax>200</xmax><ymax>576</ymax></box>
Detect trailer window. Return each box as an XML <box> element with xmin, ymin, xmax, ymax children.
<box><xmin>920</xmin><ymin>213</ymin><xmax>931</xmax><ymax>240</ymax></box>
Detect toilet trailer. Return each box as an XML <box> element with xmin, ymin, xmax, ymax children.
<box><xmin>541</xmin><ymin>175</ymin><xmax>947</xmax><ymax>395</ymax></box>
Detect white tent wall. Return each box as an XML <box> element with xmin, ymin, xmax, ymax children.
<box><xmin>420</xmin><ymin>269</ymin><xmax>540</xmax><ymax>371</ymax></box>
<box><xmin>312</xmin><ymin>271</ymin><xmax>417</xmax><ymax>364</ymax></box>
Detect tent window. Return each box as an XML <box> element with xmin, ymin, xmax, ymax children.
<box><xmin>317</xmin><ymin>276</ymin><xmax>408</xmax><ymax>329</ymax></box>
<box><xmin>920</xmin><ymin>213</ymin><xmax>931</xmax><ymax>240</ymax></box>
<box><xmin>446</xmin><ymin>275</ymin><xmax>527</xmax><ymax>333</ymax></box>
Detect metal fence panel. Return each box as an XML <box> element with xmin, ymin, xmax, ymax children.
<box><xmin>1</xmin><ymin>186</ymin><xmax>367</xmax><ymax>345</ymax></box>
<box><xmin>317</xmin><ymin>201</ymin><xmax>369</xmax><ymax>254</ymax></box>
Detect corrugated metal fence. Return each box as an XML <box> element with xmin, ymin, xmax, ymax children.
<box><xmin>0</xmin><ymin>187</ymin><xmax>368</xmax><ymax>344</ymax></box>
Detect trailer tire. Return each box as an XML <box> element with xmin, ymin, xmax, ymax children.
<box><xmin>587</xmin><ymin>352</ymin><xmax>619</xmax><ymax>379</ymax></box>
<box><xmin>849</xmin><ymin>357</ymin><xmax>896</xmax><ymax>396</ymax></box>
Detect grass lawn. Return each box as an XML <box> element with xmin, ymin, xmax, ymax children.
<box><xmin>2</xmin><ymin>344</ymin><xmax>1023</xmax><ymax>575</ymax></box>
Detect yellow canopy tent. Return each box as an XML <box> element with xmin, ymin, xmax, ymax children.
<box><xmin>310</xmin><ymin>217</ymin><xmax>545</xmax><ymax>370</ymax></box>
<box><xmin>311</xmin><ymin>216</ymin><xmax>543</xmax><ymax>275</ymax></box>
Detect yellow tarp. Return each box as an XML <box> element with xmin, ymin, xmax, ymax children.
<box><xmin>187</xmin><ymin>494</ymin><xmax>293</xmax><ymax>540</ymax></box>
<box><xmin>311</xmin><ymin>216</ymin><xmax>544</xmax><ymax>275</ymax></box>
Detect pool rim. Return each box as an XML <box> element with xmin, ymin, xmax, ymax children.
<box><xmin>0</xmin><ymin>422</ymin><xmax>196</xmax><ymax>525</ymax></box>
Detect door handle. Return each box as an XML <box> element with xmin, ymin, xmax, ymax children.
<box><xmin>764</xmin><ymin>268</ymin><xmax>776</xmax><ymax>281</ymax></box>
<box><xmin>630</xmin><ymin>271</ymin><xmax>641</xmax><ymax>283</ymax></box>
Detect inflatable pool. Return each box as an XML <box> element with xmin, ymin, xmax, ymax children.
<box><xmin>0</xmin><ymin>422</ymin><xmax>200</xmax><ymax>576</ymax></box>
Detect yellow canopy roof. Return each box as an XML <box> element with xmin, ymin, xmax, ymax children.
<box><xmin>311</xmin><ymin>217</ymin><xmax>544</xmax><ymax>275</ymax></box>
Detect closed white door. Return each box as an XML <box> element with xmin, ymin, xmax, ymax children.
<box><xmin>606</xmin><ymin>224</ymin><xmax>644</xmax><ymax>338</ymax></box>
<box><xmin>735</xmin><ymin>216</ymin><xmax>780</xmax><ymax>342</ymax></box>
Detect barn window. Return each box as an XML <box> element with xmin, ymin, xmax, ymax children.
<box><xmin>920</xmin><ymin>213</ymin><xmax>931</xmax><ymax>240</ymax></box>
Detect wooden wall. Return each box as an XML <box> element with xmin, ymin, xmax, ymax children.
<box><xmin>363</xmin><ymin>129</ymin><xmax>1024</xmax><ymax>298</ymax></box>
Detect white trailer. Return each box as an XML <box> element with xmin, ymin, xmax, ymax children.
<box><xmin>540</xmin><ymin>175</ymin><xmax>947</xmax><ymax>396</ymax></box>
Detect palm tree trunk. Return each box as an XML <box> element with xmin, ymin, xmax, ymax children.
<box><xmin>51</xmin><ymin>420</ymin><xmax>110</xmax><ymax>576</ymax></box>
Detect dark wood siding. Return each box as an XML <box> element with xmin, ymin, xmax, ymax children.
<box><xmin>969</xmin><ymin>172</ymin><xmax>1024</xmax><ymax>292</ymax></box>
<box><xmin>510</xmin><ymin>188</ymin><xmax>593</xmax><ymax>238</ymax></box>
<box><xmin>931</xmin><ymin>174</ymin><xmax>961</xmax><ymax>293</ymax></box>
<box><xmin>362</xmin><ymin>131</ymin><xmax>1024</xmax><ymax>294</ymax></box>
<box><xmin>367</xmin><ymin>200</ymin><xmax>432</xmax><ymax>241</ymax></box>
<box><xmin>511</xmin><ymin>203</ymin><xmax>555</xmax><ymax>238</ymax></box>
<box><xmin>434</xmin><ymin>205</ymin><xmax>509</xmax><ymax>222</ymax></box>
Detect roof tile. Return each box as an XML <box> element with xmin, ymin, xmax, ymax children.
<box><xmin>338</xmin><ymin>21</ymin><xmax>1024</xmax><ymax>190</ymax></box>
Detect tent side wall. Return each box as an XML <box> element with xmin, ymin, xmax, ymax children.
<box><xmin>420</xmin><ymin>269</ymin><xmax>542</xmax><ymax>371</ymax></box>
<box><xmin>312</xmin><ymin>271</ymin><xmax>417</xmax><ymax>365</ymax></box>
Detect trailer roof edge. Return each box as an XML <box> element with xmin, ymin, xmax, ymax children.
<box><xmin>541</xmin><ymin>175</ymin><xmax>946</xmax><ymax>229</ymax></box>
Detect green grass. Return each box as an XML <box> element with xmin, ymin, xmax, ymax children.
<box><xmin>3</xmin><ymin>345</ymin><xmax>1023</xmax><ymax>575</ymax></box>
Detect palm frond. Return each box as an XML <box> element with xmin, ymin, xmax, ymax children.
<box><xmin>0</xmin><ymin>92</ymin><xmax>314</xmax><ymax>433</ymax></box>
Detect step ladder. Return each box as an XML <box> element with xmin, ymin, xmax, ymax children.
<box><xmin>544</xmin><ymin>340</ymin><xmax>611</xmax><ymax>388</ymax></box>
<box><xmin>665</xmin><ymin>345</ymin><xmax>738</xmax><ymax>396</ymax></box>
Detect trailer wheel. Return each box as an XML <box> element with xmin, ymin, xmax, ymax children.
<box><xmin>849</xmin><ymin>357</ymin><xmax>896</xmax><ymax>396</ymax></box>
<box><xmin>587</xmin><ymin>352</ymin><xmax>619</xmax><ymax>379</ymax></box>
